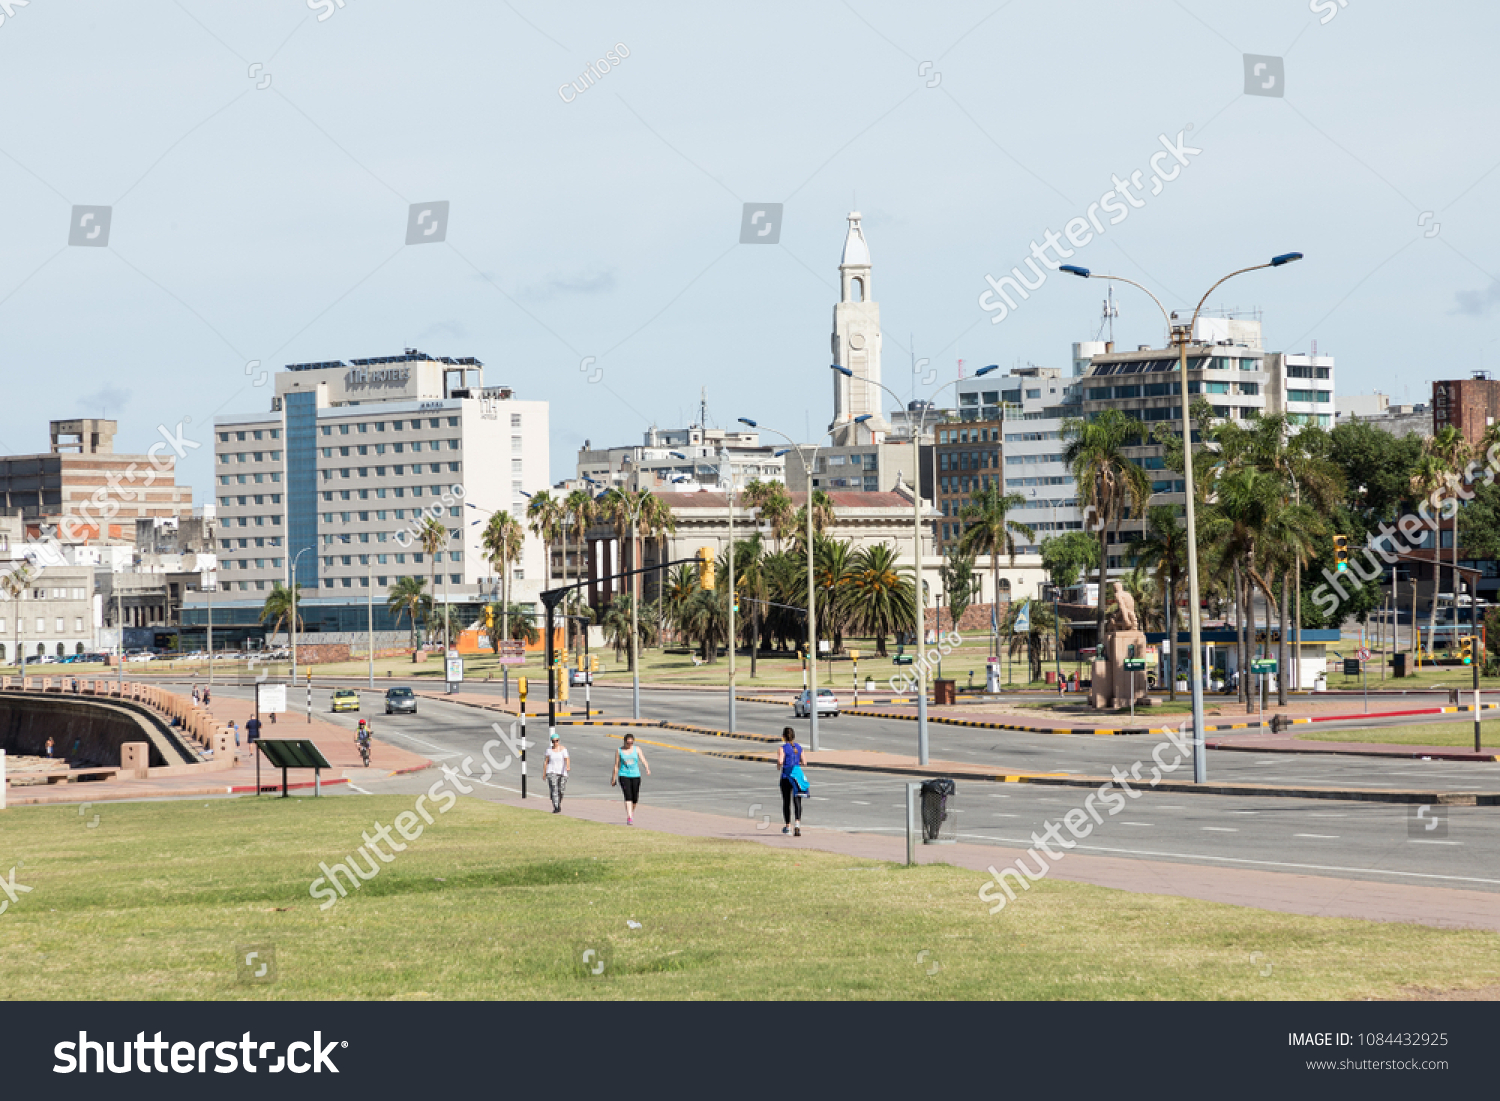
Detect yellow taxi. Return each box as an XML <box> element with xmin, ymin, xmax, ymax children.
<box><xmin>330</xmin><ymin>688</ymin><xmax>360</xmax><ymax>713</ymax></box>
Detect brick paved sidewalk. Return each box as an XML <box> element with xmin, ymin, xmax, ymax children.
<box><xmin>505</xmin><ymin>786</ymin><xmax>1500</xmax><ymax>933</ymax></box>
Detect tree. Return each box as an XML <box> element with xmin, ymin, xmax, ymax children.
<box><xmin>386</xmin><ymin>576</ymin><xmax>429</xmax><ymax>658</ymax></box>
<box><xmin>1063</xmin><ymin>408</ymin><xmax>1151</xmax><ymax>643</ymax></box>
<box><xmin>1328</xmin><ymin>418</ymin><xmax>1423</xmax><ymax>521</ymax></box>
<box><xmin>679</xmin><ymin>589</ymin><xmax>727</xmax><ymax>662</ymax></box>
<box><xmin>730</xmin><ymin>533</ymin><xmax>768</xmax><ymax>676</ymax></box>
<box><xmin>812</xmin><ymin>537</ymin><xmax>857</xmax><ymax>652</ymax></box>
<box><xmin>793</xmin><ymin>489</ymin><xmax>836</xmax><ymax>544</ymax></box>
<box><xmin>998</xmin><ymin>598</ymin><xmax>1070</xmax><ymax>684</ymax></box>
<box><xmin>939</xmin><ymin>550</ymin><xmax>978</xmax><ymax>633</ymax></box>
<box><xmin>417</xmin><ymin>516</ymin><xmax>448</xmax><ymax>646</ymax></box>
<box><xmin>743</xmin><ymin>480</ymin><xmax>795</xmax><ymax>550</ymax></box>
<box><xmin>599</xmin><ymin>593</ymin><xmax>656</xmax><ymax>667</ymax></box>
<box><xmin>1124</xmin><ymin>506</ymin><xmax>1187</xmax><ymax>699</ymax></box>
<box><xmin>525</xmin><ymin>490</ymin><xmax>564</xmax><ymax>584</ymax></box>
<box><xmin>1040</xmin><ymin>530</ymin><xmax>1100</xmax><ymax>591</ymax></box>
<box><xmin>489</xmin><ymin>601</ymin><xmax>539</xmax><ymax>645</ymax></box>
<box><xmin>258</xmin><ymin>580</ymin><xmax>303</xmax><ymax>640</ymax></box>
<box><xmin>956</xmin><ymin>483</ymin><xmax>1033</xmax><ymax>658</ymax></box>
<box><xmin>563</xmin><ymin>487</ymin><xmax>597</xmax><ymax>587</ymax></box>
<box><xmin>481</xmin><ymin>510</ymin><xmax>525</xmax><ymax>647</ymax></box>
<box><xmin>841</xmin><ymin>543</ymin><xmax>915</xmax><ymax>656</ymax></box>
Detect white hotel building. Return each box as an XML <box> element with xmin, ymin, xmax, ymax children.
<box><xmin>188</xmin><ymin>352</ymin><xmax>549</xmax><ymax>642</ymax></box>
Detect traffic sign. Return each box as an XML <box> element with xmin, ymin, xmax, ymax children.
<box><xmin>1123</xmin><ymin>659</ymin><xmax>1146</xmax><ymax>671</ymax></box>
<box><xmin>1251</xmin><ymin>659</ymin><xmax>1277</xmax><ymax>674</ymax></box>
<box><xmin>1356</xmin><ymin>647</ymin><xmax>1370</xmax><ymax>661</ymax></box>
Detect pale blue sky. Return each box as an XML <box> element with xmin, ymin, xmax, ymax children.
<box><xmin>1</xmin><ymin>0</ymin><xmax>1496</xmax><ymax>500</ymax></box>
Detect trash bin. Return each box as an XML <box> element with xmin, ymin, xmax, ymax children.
<box><xmin>920</xmin><ymin>779</ymin><xmax>957</xmax><ymax>844</ymax></box>
<box><xmin>1392</xmin><ymin>652</ymin><xmax>1407</xmax><ymax>678</ymax></box>
<box><xmin>933</xmin><ymin>678</ymin><xmax>956</xmax><ymax>705</ymax></box>
<box><xmin>864</xmin><ymin>676</ymin><xmax>875</xmax><ymax>691</ymax></box>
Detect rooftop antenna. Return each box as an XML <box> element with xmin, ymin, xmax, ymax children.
<box><xmin>1094</xmin><ymin>285</ymin><xmax>1118</xmax><ymax>343</ymax></box>
<box><xmin>699</xmin><ymin>386</ymin><xmax>707</xmax><ymax>430</ymax></box>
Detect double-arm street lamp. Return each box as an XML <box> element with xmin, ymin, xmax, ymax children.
<box><xmin>1059</xmin><ymin>252</ymin><xmax>1303</xmax><ymax>783</ymax></box>
<box><xmin>738</xmin><ymin>415</ymin><xmax>870</xmax><ymax>752</ymax></box>
<box><xmin>828</xmin><ymin>363</ymin><xmax>1000</xmax><ymax>766</ymax></box>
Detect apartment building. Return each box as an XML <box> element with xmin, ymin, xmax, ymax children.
<box><xmin>577</xmin><ymin>424</ymin><xmax>785</xmax><ymax>492</ymax></box>
<box><xmin>0</xmin><ymin>513</ymin><xmax>96</xmax><ymax>662</ymax></box>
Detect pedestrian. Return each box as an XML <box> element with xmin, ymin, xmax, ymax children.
<box><xmin>44</xmin><ymin>736</ymin><xmax>54</xmax><ymax>758</ymax></box>
<box><xmin>203</xmin><ymin>686</ymin><xmax>211</xmax><ymax>707</ymax></box>
<box><xmin>245</xmin><ymin>715</ymin><xmax>261</xmax><ymax>743</ymax></box>
<box><xmin>228</xmin><ymin>719</ymin><xmax>239</xmax><ymax>746</ymax></box>
<box><xmin>544</xmin><ymin>731</ymin><xmax>570</xmax><ymax>813</ymax></box>
<box><xmin>776</xmin><ymin>726</ymin><xmax>808</xmax><ymax>836</ymax></box>
<box><xmin>192</xmin><ymin>685</ymin><xmax>200</xmax><ymax>706</ymax></box>
<box><xmin>609</xmin><ymin>733</ymin><xmax>650</xmax><ymax>825</ymax></box>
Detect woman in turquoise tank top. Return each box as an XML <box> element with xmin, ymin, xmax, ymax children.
<box><xmin>610</xmin><ymin>733</ymin><xmax>651</xmax><ymax>825</ymax></box>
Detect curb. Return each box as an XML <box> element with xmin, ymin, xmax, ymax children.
<box><xmin>228</xmin><ymin>777</ymin><xmax>352</xmax><ymax>794</ymax></box>
<box><xmin>1207</xmin><ymin>740</ymin><xmax>1500</xmax><ymax>764</ymax></box>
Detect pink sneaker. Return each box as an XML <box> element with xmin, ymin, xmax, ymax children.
<box><xmin>626</xmin><ymin>816</ymin><xmax>633</xmax><ymax>825</ymax></box>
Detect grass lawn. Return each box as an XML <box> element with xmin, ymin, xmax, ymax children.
<box><xmin>1299</xmin><ymin>719</ymin><xmax>1500</xmax><ymax>748</ymax></box>
<box><xmin>1</xmin><ymin>796</ymin><xmax>1496</xmax><ymax>1000</ymax></box>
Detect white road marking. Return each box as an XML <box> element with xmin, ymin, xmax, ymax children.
<box><xmin>1202</xmin><ymin>826</ymin><xmax>1238</xmax><ymax>832</ymax></box>
<box><xmin>851</xmin><ymin>800</ymin><xmax>871</xmax><ymax>805</ymax></box>
<box><xmin>1307</xmin><ymin>813</ymin><xmax>1348</xmax><ymax>818</ymax></box>
<box><xmin>1409</xmin><ymin>839</ymin><xmax>1462</xmax><ymax>845</ymax></box>
<box><xmin>345</xmin><ymin>783</ymin><xmax>373</xmax><ymax>795</ymax></box>
<box><xmin>991</xmin><ymin>813</ymin><xmax>1018</xmax><ymax>818</ymax></box>
<box><xmin>1294</xmin><ymin>833</ymin><xmax>1339</xmax><ymax>839</ymax></box>
<box><xmin>1120</xmin><ymin>822</ymin><xmax>1153</xmax><ymax>827</ymax></box>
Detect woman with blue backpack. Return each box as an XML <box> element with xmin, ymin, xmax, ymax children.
<box><xmin>777</xmin><ymin>726</ymin><xmax>809</xmax><ymax>836</ymax></box>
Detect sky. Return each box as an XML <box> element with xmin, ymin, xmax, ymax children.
<box><xmin>1</xmin><ymin>0</ymin><xmax>1497</xmax><ymax>503</ymax></box>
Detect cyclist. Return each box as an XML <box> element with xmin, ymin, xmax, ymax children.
<box><xmin>356</xmin><ymin>719</ymin><xmax>372</xmax><ymax>766</ymax></box>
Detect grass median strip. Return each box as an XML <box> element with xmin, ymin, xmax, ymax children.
<box><xmin>1299</xmin><ymin>720</ymin><xmax>1500</xmax><ymax>749</ymax></box>
<box><xmin>2</xmin><ymin>797</ymin><xmax>1499</xmax><ymax>999</ymax></box>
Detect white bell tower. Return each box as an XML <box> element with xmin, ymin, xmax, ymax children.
<box><xmin>829</xmin><ymin>212</ymin><xmax>889</xmax><ymax>445</ymax></box>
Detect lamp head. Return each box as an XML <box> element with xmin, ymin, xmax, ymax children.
<box><xmin>831</xmin><ymin>364</ymin><xmax>854</xmax><ymax>377</ymax></box>
<box><xmin>1271</xmin><ymin>252</ymin><xmax>1303</xmax><ymax>266</ymax></box>
<box><xmin>976</xmin><ymin>364</ymin><xmax>999</xmax><ymax>376</ymax></box>
<box><xmin>854</xmin><ymin>414</ymin><xmax>872</xmax><ymax>423</ymax></box>
<box><xmin>1060</xmin><ymin>264</ymin><xmax>1090</xmax><ymax>278</ymax></box>
<box><xmin>738</xmin><ymin>417</ymin><xmax>757</xmax><ymax>428</ymax></box>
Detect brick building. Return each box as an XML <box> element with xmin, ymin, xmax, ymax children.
<box><xmin>1433</xmin><ymin>373</ymin><xmax>1500</xmax><ymax>448</ymax></box>
<box><xmin>933</xmin><ymin>419</ymin><xmax>1002</xmax><ymax>552</ymax></box>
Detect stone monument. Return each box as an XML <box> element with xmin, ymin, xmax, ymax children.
<box><xmin>1090</xmin><ymin>581</ymin><xmax>1150</xmax><ymax>710</ymax></box>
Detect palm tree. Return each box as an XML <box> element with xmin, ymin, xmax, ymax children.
<box><xmin>730</xmin><ymin>533</ymin><xmax>768</xmax><ymax>676</ymax></box>
<box><xmin>793</xmin><ymin>489</ymin><xmax>836</xmax><ymax>545</ymax></box>
<box><xmin>599</xmin><ymin>594</ymin><xmax>655</xmax><ymax>667</ymax></box>
<box><xmin>956</xmin><ymin>483</ymin><xmax>1034</xmax><ymax>658</ymax></box>
<box><xmin>842</xmin><ymin>543</ymin><xmax>915</xmax><ymax>656</ymax></box>
<box><xmin>417</xmin><ymin>516</ymin><xmax>447</xmax><ymax>646</ymax></box>
<box><xmin>481</xmin><ymin>510</ymin><xmax>525</xmax><ymax>646</ymax></box>
<box><xmin>812</xmin><ymin>537</ymin><xmax>857</xmax><ymax>652</ymax></box>
<box><xmin>386</xmin><ymin>576</ymin><xmax>429</xmax><ymax>659</ymax></box>
<box><xmin>1063</xmin><ymin>407</ymin><xmax>1151</xmax><ymax>644</ymax></box>
<box><xmin>661</xmin><ymin>563</ymin><xmax>698</xmax><ymax>646</ymax></box>
<box><xmin>743</xmin><ymin>480</ymin><xmax>795</xmax><ymax>550</ymax></box>
<box><xmin>526</xmin><ymin>490</ymin><xmax>565</xmax><ymax>585</ymax></box>
<box><xmin>639</xmin><ymin>491</ymin><xmax>677</xmax><ymax>634</ymax></box>
<box><xmin>494</xmin><ymin>602</ymin><xmax>539</xmax><ymax>645</ymax></box>
<box><xmin>679</xmin><ymin>589</ymin><xmax>728</xmax><ymax>662</ymax></box>
<box><xmin>1125</xmin><ymin>505</ymin><xmax>1189</xmax><ymax>699</ymax></box>
<box><xmin>1415</xmin><ymin>426</ymin><xmax>1471</xmax><ymax>656</ymax></box>
<box><xmin>563</xmin><ymin>487</ymin><xmax>597</xmax><ymax>586</ymax></box>
<box><xmin>258</xmin><ymin>580</ymin><xmax>303</xmax><ymax>642</ymax></box>
<box><xmin>2</xmin><ymin>562</ymin><xmax>34</xmax><ymax>671</ymax></box>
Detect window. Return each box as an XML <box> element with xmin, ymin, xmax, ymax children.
<box><xmin>511</xmin><ymin>413</ymin><xmax>522</xmax><ymax>427</ymax></box>
<box><xmin>447</xmin><ymin>417</ymin><xmax>458</xmax><ymax>427</ymax></box>
<box><xmin>1025</xmin><ymin>389</ymin><xmax>1041</xmax><ymax>400</ymax></box>
<box><xmin>358</xmin><ymin>422</ymin><xmax>368</xmax><ymax>433</ymax></box>
<box><xmin>339</xmin><ymin>424</ymin><xmax>349</xmax><ymax>435</ymax></box>
<box><xmin>1287</xmin><ymin>389</ymin><xmax>1331</xmax><ymax>404</ymax></box>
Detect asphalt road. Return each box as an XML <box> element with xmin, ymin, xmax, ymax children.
<box><xmin>207</xmin><ymin>682</ymin><xmax>1500</xmax><ymax>895</ymax></box>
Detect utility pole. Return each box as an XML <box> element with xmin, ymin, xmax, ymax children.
<box><xmin>725</xmin><ymin>452</ymin><xmax>737</xmax><ymax>734</ymax></box>
<box><xmin>367</xmin><ymin>554</ymin><xmax>375</xmax><ymax>688</ymax></box>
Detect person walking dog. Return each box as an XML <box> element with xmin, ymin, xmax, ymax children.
<box><xmin>544</xmin><ymin>731</ymin><xmax>570</xmax><ymax>813</ymax></box>
<box><xmin>777</xmin><ymin>726</ymin><xmax>809</xmax><ymax>836</ymax></box>
<box><xmin>610</xmin><ymin>733</ymin><xmax>650</xmax><ymax>825</ymax></box>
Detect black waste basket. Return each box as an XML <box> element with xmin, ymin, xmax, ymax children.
<box><xmin>919</xmin><ymin>778</ymin><xmax>957</xmax><ymax>844</ymax></box>
<box><xmin>1392</xmin><ymin>652</ymin><xmax>1407</xmax><ymax>678</ymax></box>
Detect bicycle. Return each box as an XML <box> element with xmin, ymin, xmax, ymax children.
<box><xmin>357</xmin><ymin>734</ymin><xmax>371</xmax><ymax>768</ymax></box>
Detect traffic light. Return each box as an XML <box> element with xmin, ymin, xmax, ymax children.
<box><xmin>1333</xmin><ymin>534</ymin><xmax>1349</xmax><ymax>573</ymax></box>
<box><xmin>697</xmin><ymin>546</ymin><xmax>715</xmax><ymax>591</ymax></box>
<box><xmin>483</xmin><ymin>606</ymin><xmax>494</xmax><ymax>633</ymax></box>
<box><xmin>589</xmin><ymin>654</ymin><xmax>599</xmax><ymax>673</ymax></box>
<box><xmin>1461</xmin><ymin>636</ymin><xmax>1474</xmax><ymax>664</ymax></box>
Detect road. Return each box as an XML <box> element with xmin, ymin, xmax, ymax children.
<box><xmin>203</xmin><ymin>682</ymin><xmax>1500</xmax><ymax>896</ymax></box>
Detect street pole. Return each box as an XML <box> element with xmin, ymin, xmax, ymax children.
<box><xmin>805</xmin><ymin>462</ymin><xmax>819</xmax><ymax>752</ymax></box>
<box><xmin>207</xmin><ymin>575</ymin><xmax>213</xmax><ymax>698</ymax></box>
<box><xmin>367</xmin><ymin>555</ymin><xmax>374</xmax><ymax>689</ymax></box>
<box><xmin>630</xmin><ymin>510</ymin><xmax>640</xmax><ymax>720</ymax></box>
<box><xmin>726</xmin><ymin>454</ymin><xmax>737</xmax><ymax>734</ymax></box>
<box><xmin>1059</xmin><ymin>253</ymin><xmax>1303</xmax><ymax>783</ymax></box>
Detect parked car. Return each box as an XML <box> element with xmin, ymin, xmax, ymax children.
<box><xmin>793</xmin><ymin>687</ymin><xmax>839</xmax><ymax>718</ymax></box>
<box><xmin>127</xmin><ymin>653</ymin><xmax>155</xmax><ymax>663</ymax></box>
<box><xmin>330</xmin><ymin>688</ymin><xmax>360</xmax><ymax>713</ymax></box>
<box><xmin>385</xmin><ymin>686</ymin><xmax>417</xmax><ymax>715</ymax></box>
<box><xmin>569</xmin><ymin>668</ymin><xmax>592</xmax><ymax>687</ymax></box>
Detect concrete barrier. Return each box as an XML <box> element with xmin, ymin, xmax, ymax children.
<box><xmin>120</xmin><ymin>741</ymin><xmax>148</xmax><ymax>779</ymax></box>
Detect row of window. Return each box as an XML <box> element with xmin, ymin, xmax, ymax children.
<box><xmin>0</xmin><ymin>588</ymin><xmax>90</xmax><ymax>601</ymax></box>
<box><xmin>222</xmin><ymin>515</ymin><xmax>280</xmax><ymax>527</ymax></box>
<box><xmin>323</xmin><ymin>490</ymin><xmax>460</xmax><ymax>504</ymax></box>
<box><xmin>322</xmin><ymin>510</ymin><xmax>458</xmax><ymax>526</ymax></box>
<box><xmin>324</xmin><ymin>551</ymin><xmax>460</xmax><ymax>566</ymax></box>
<box><xmin>219</xmin><ymin>451</ymin><xmax>284</xmax><ymax>463</ymax></box>
<box><xmin>1088</xmin><ymin>380</ymin><xmax>1260</xmax><ymax>401</ymax></box>
<box><xmin>219</xmin><ymin>494</ymin><xmax>283</xmax><ymax>507</ymax></box>
<box><xmin>219</xmin><ymin>472</ymin><xmax>284</xmax><ymax>486</ymax></box>
<box><xmin>1004</xmin><ymin>430</ymin><xmax>1060</xmax><ymax>442</ymax></box>
<box><xmin>937</xmin><ymin>426</ymin><xmax>1000</xmax><ymax>444</ymax></box>
<box><xmin>219</xmin><ymin>429</ymin><xmax>282</xmax><ymax>442</ymax></box>
<box><xmin>322</xmin><ymin>575</ymin><xmax>462</xmax><ymax>588</ymax></box>
<box><xmin>1005</xmin><ymin>453</ymin><xmax>1065</xmax><ymax>465</ymax></box>
<box><xmin>320</xmin><ymin>440</ymin><xmax>460</xmax><ymax>458</ymax></box>
<box><xmin>1286</xmin><ymin>390</ymin><xmax>1332</xmax><ymax>404</ymax></box>
<box><xmin>1006</xmin><ymin>475</ymin><xmax>1072</xmax><ymax>487</ymax></box>
<box><xmin>321</xmin><ymin>417</ymin><xmax>459</xmax><ymax>435</ymax></box>
<box><xmin>939</xmin><ymin>450</ymin><xmax>999</xmax><ymax>471</ymax></box>
<box><xmin>222</xmin><ymin>537</ymin><xmax>282</xmax><ymax>549</ymax></box>
<box><xmin>939</xmin><ymin>475</ymin><xmax>1000</xmax><ymax>498</ymax></box>
<box><xmin>0</xmin><ymin>617</ymin><xmax>86</xmax><ymax>633</ymax></box>
<box><xmin>322</xmin><ymin>463</ymin><xmax>461</xmax><ymax>480</ymax></box>
<box><xmin>1285</xmin><ymin>365</ymin><xmax>1331</xmax><ymax>379</ymax></box>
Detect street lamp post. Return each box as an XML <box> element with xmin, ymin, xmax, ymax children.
<box><xmin>829</xmin><ymin>364</ymin><xmax>999</xmax><ymax>765</ymax></box>
<box><xmin>1061</xmin><ymin>252</ymin><xmax>1303</xmax><ymax>783</ymax></box>
<box><xmin>720</xmin><ymin>447</ymin><xmax>739</xmax><ymax>734</ymax></box>
<box><xmin>740</xmin><ymin>416</ymin><xmax>870</xmax><ymax>752</ymax></box>
<box><xmin>289</xmin><ymin>546</ymin><xmax>313</xmax><ymax>689</ymax></box>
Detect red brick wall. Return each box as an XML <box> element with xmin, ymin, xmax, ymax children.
<box><xmin>925</xmin><ymin>602</ymin><xmax>1008</xmax><ymax>634</ymax></box>
<box><xmin>1434</xmin><ymin>378</ymin><xmax>1500</xmax><ymax>448</ymax></box>
<box><xmin>298</xmin><ymin>643</ymin><xmax>350</xmax><ymax>665</ymax></box>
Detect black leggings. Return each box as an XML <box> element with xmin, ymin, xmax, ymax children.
<box><xmin>780</xmin><ymin>777</ymin><xmax>803</xmax><ymax>824</ymax></box>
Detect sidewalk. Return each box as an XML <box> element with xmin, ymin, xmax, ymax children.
<box><xmin>498</xmin><ymin>785</ymin><xmax>1500</xmax><ymax>934</ymax></box>
<box><xmin>5</xmin><ymin>694</ymin><xmax>429</xmax><ymax>806</ymax></box>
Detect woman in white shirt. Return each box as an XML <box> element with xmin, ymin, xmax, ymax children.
<box><xmin>544</xmin><ymin>731</ymin><xmax>570</xmax><ymax>813</ymax></box>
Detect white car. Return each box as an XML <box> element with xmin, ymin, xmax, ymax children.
<box><xmin>127</xmin><ymin>653</ymin><xmax>154</xmax><ymax>663</ymax></box>
<box><xmin>569</xmin><ymin>668</ymin><xmax>592</xmax><ymax>687</ymax></box>
<box><xmin>793</xmin><ymin>688</ymin><xmax>839</xmax><ymax>718</ymax></box>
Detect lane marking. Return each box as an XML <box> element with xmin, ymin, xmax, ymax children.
<box><xmin>1409</xmin><ymin>839</ymin><xmax>1462</xmax><ymax>845</ymax></box>
<box><xmin>1120</xmin><ymin>822</ymin><xmax>1153</xmax><ymax>827</ymax></box>
<box><xmin>1202</xmin><ymin>826</ymin><xmax>1238</xmax><ymax>832</ymax></box>
<box><xmin>345</xmin><ymin>783</ymin><xmax>373</xmax><ymax>795</ymax></box>
<box><xmin>1294</xmin><ymin>833</ymin><xmax>1340</xmax><ymax>839</ymax></box>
